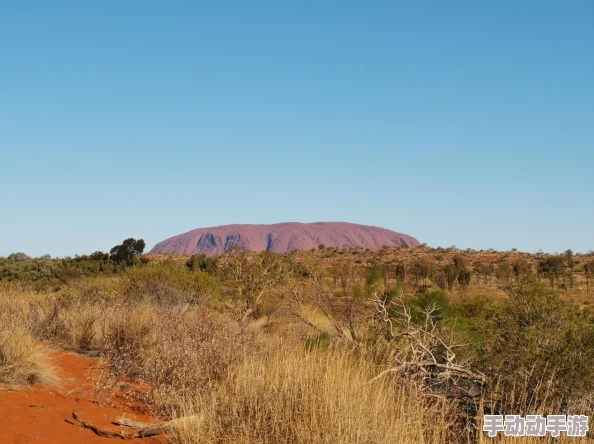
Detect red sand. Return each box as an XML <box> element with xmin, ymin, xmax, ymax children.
<box><xmin>0</xmin><ymin>350</ymin><xmax>163</xmax><ymax>444</ymax></box>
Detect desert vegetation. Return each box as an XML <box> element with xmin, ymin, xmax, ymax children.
<box><xmin>1</xmin><ymin>243</ymin><xmax>594</xmax><ymax>442</ymax></box>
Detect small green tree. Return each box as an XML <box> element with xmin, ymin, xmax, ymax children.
<box><xmin>433</xmin><ymin>270</ymin><xmax>448</xmax><ymax>290</ymax></box>
<box><xmin>584</xmin><ymin>260</ymin><xmax>594</xmax><ymax>294</ymax></box>
<box><xmin>538</xmin><ymin>256</ymin><xmax>564</xmax><ymax>289</ymax></box>
<box><xmin>186</xmin><ymin>254</ymin><xmax>218</xmax><ymax>274</ymax></box>
<box><xmin>565</xmin><ymin>249</ymin><xmax>575</xmax><ymax>292</ymax></box>
<box><xmin>453</xmin><ymin>255</ymin><xmax>468</xmax><ymax>274</ymax></box>
<box><xmin>411</xmin><ymin>257</ymin><xmax>433</xmax><ymax>287</ymax></box>
<box><xmin>395</xmin><ymin>262</ymin><xmax>407</xmax><ymax>284</ymax></box>
<box><xmin>512</xmin><ymin>259</ymin><xmax>532</xmax><ymax>283</ymax></box>
<box><xmin>443</xmin><ymin>263</ymin><xmax>458</xmax><ymax>290</ymax></box>
<box><xmin>110</xmin><ymin>238</ymin><xmax>146</xmax><ymax>266</ymax></box>
<box><xmin>458</xmin><ymin>268</ymin><xmax>472</xmax><ymax>289</ymax></box>
<box><xmin>366</xmin><ymin>265</ymin><xmax>384</xmax><ymax>292</ymax></box>
<box><xmin>8</xmin><ymin>252</ymin><xmax>31</xmax><ymax>262</ymax></box>
<box><xmin>89</xmin><ymin>251</ymin><xmax>109</xmax><ymax>261</ymax></box>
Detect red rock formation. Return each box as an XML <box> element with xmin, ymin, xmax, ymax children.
<box><xmin>150</xmin><ymin>222</ymin><xmax>420</xmax><ymax>256</ymax></box>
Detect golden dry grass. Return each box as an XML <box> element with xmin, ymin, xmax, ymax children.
<box><xmin>0</xmin><ymin>286</ymin><xmax>61</xmax><ymax>388</ymax></box>
<box><xmin>173</xmin><ymin>347</ymin><xmax>453</xmax><ymax>444</ymax></box>
<box><xmin>0</xmin><ymin>329</ymin><xmax>60</xmax><ymax>387</ymax></box>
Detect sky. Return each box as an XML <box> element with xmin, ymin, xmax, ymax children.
<box><xmin>1</xmin><ymin>1</ymin><xmax>593</xmax><ymax>257</ymax></box>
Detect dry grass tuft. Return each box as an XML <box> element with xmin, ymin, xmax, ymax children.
<box><xmin>0</xmin><ymin>283</ymin><xmax>61</xmax><ymax>388</ymax></box>
<box><xmin>0</xmin><ymin>328</ymin><xmax>61</xmax><ymax>388</ymax></box>
<box><xmin>101</xmin><ymin>305</ymin><xmax>251</xmax><ymax>415</ymax></box>
<box><xmin>174</xmin><ymin>348</ymin><xmax>452</xmax><ymax>444</ymax></box>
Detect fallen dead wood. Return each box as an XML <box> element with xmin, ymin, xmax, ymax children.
<box><xmin>71</xmin><ymin>410</ymin><xmax>199</xmax><ymax>439</ymax></box>
<box><xmin>367</xmin><ymin>361</ymin><xmax>488</xmax><ymax>386</ymax></box>
<box><xmin>113</xmin><ymin>416</ymin><xmax>155</xmax><ymax>429</ymax></box>
<box><xmin>114</xmin><ymin>415</ymin><xmax>201</xmax><ymax>437</ymax></box>
<box><xmin>71</xmin><ymin>411</ymin><xmax>135</xmax><ymax>439</ymax></box>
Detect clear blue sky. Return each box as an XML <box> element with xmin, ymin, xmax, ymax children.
<box><xmin>1</xmin><ymin>1</ymin><xmax>593</xmax><ymax>257</ymax></box>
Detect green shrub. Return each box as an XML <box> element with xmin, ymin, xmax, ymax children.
<box><xmin>0</xmin><ymin>257</ymin><xmax>60</xmax><ymax>282</ymax></box>
<box><xmin>186</xmin><ymin>254</ymin><xmax>218</xmax><ymax>275</ymax></box>
<box><xmin>365</xmin><ymin>266</ymin><xmax>384</xmax><ymax>294</ymax></box>
<box><xmin>123</xmin><ymin>262</ymin><xmax>219</xmax><ymax>304</ymax></box>
<box><xmin>453</xmin><ymin>284</ymin><xmax>594</xmax><ymax>411</ymax></box>
<box><xmin>406</xmin><ymin>290</ymin><xmax>452</xmax><ymax>323</ymax></box>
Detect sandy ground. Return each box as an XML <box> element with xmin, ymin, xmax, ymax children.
<box><xmin>0</xmin><ymin>350</ymin><xmax>163</xmax><ymax>444</ymax></box>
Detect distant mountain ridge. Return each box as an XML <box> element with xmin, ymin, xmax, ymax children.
<box><xmin>150</xmin><ymin>222</ymin><xmax>420</xmax><ymax>256</ymax></box>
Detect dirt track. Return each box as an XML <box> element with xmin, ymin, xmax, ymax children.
<box><xmin>0</xmin><ymin>350</ymin><xmax>163</xmax><ymax>444</ymax></box>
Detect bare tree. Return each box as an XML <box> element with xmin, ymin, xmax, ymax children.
<box><xmin>219</xmin><ymin>248</ymin><xmax>288</xmax><ymax>323</ymax></box>
<box><xmin>288</xmin><ymin>272</ymin><xmax>364</xmax><ymax>345</ymax></box>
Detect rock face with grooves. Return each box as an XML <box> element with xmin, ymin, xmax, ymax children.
<box><xmin>150</xmin><ymin>222</ymin><xmax>420</xmax><ymax>256</ymax></box>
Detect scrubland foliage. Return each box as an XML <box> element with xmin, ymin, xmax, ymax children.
<box><xmin>123</xmin><ymin>262</ymin><xmax>219</xmax><ymax>304</ymax></box>
<box><xmin>1</xmin><ymin>245</ymin><xmax>594</xmax><ymax>442</ymax></box>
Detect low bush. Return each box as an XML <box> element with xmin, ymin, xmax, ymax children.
<box><xmin>452</xmin><ymin>284</ymin><xmax>594</xmax><ymax>413</ymax></box>
<box><xmin>406</xmin><ymin>290</ymin><xmax>452</xmax><ymax>323</ymax></box>
<box><xmin>123</xmin><ymin>262</ymin><xmax>219</xmax><ymax>304</ymax></box>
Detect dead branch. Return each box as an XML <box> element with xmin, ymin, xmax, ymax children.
<box><xmin>71</xmin><ymin>411</ymin><xmax>199</xmax><ymax>439</ymax></box>
<box><xmin>369</xmin><ymin>293</ymin><xmax>487</xmax><ymax>396</ymax></box>
<box><xmin>112</xmin><ymin>417</ymin><xmax>155</xmax><ymax>429</ymax></box>
<box><xmin>112</xmin><ymin>415</ymin><xmax>199</xmax><ymax>437</ymax></box>
<box><xmin>368</xmin><ymin>361</ymin><xmax>487</xmax><ymax>386</ymax></box>
<box><xmin>71</xmin><ymin>411</ymin><xmax>134</xmax><ymax>439</ymax></box>
<box><xmin>286</xmin><ymin>274</ymin><xmax>361</xmax><ymax>345</ymax></box>
<box><xmin>289</xmin><ymin>310</ymin><xmax>326</xmax><ymax>335</ymax></box>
